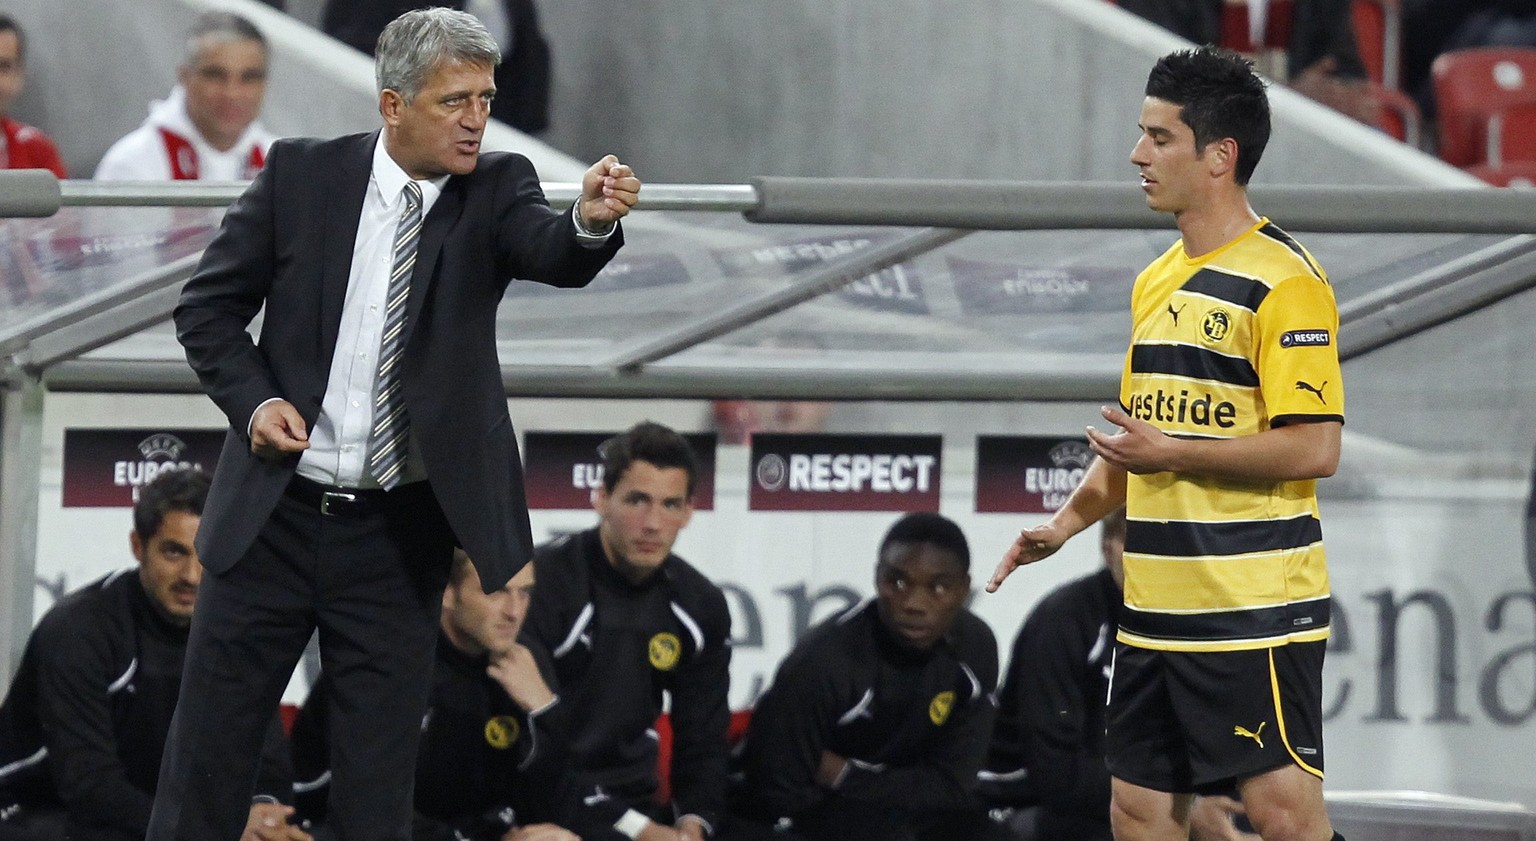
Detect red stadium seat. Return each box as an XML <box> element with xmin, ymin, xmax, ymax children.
<box><xmin>1220</xmin><ymin>0</ymin><xmax>1295</xmax><ymax>53</ymax></box>
<box><xmin>1365</xmin><ymin>81</ymin><xmax>1422</xmax><ymax>146</ymax></box>
<box><xmin>1432</xmin><ymin>47</ymin><xmax>1536</xmax><ymax>167</ymax></box>
<box><xmin>653</xmin><ymin>709</ymin><xmax>754</xmax><ymax>805</ymax></box>
<box><xmin>1465</xmin><ymin>159</ymin><xmax>1536</xmax><ymax>188</ymax></box>
<box><xmin>1352</xmin><ymin>0</ymin><xmax>1402</xmax><ymax>90</ymax></box>
<box><xmin>1486</xmin><ymin>102</ymin><xmax>1536</xmax><ymax>167</ymax></box>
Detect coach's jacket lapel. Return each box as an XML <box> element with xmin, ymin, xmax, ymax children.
<box><xmin>318</xmin><ymin>133</ymin><xmax>374</xmax><ymax>374</ymax></box>
<box><xmin>401</xmin><ymin>173</ymin><xmax>463</xmax><ymax>350</ymax></box>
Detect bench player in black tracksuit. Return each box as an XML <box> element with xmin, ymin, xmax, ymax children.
<box><xmin>525</xmin><ymin>422</ymin><xmax>730</xmax><ymax>841</ymax></box>
<box><xmin>730</xmin><ymin>513</ymin><xmax>1012</xmax><ymax>841</ymax></box>
<box><xmin>0</xmin><ymin>470</ymin><xmax>299</xmax><ymax>841</ymax></box>
<box><xmin>291</xmin><ymin>550</ymin><xmax>622</xmax><ymax>841</ymax></box>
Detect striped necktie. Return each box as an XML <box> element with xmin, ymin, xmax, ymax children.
<box><xmin>367</xmin><ymin>180</ymin><xmax>422</xmax><ymax>490</ymax></box>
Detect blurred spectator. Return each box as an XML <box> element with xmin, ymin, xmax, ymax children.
<box><xmin>1404</xmin><ymin>0</ymin><xmax>1536</xmax><ymax>121</ymax></box>
<box><xmin>1117</xmin><ymin>0</ymin><xmax>1379</xmax><ymax>125</ymax></box>
<box><xmin>1443</xmin><ymin>1</ymin><xmax>1536</xmax><ymax>50</ymax></box>
<box><xmin>524</xmin><ymin>422</ymin><xmax>730</xmax><ymax>841</ymax></box>
<box><xmin>0</xmin><ymin>14</ymin><xmax>65</xmax><ymax>178</ymax></box>
<box><xmin>1118</xmin><ymin>0</ymin><xmax>1221</xmax><ymax>46</ymax></box>
<box><xmin>980</xmin><ymin>509</ymin><xmax>1257</xmax><ymax>841</ymax></box>
<box><xmin>711</xmin><ymin>399</ymin><xmax>832</xmax><ymax>446</ymax></box>
<box><xmin>710</xmin><ymin>333</ymin><xmax>835</xmax><ymax>445</ymax></box>
<box><xmin>95</xmin><ymin>12</ymin><xmax>274</xmax><ymax>180</ymax></box>
<box><xmin>729</xmin><ymin>513</ymin><xmax>1010</xmax><ymax>841</ymax></box>
<box><xmin>0</xmin><ymin>470</ymin><xmax>302</xmax><ymax>841</ymax></box>
<box><xmin>321</xmin><ymin>0</ymin><xmax>550</xmax><ymax>133</ymax></box>
<box><xmin>292</xmin><ymin>551</ymin><xmax>600</xmax><ymax>841</ymax></box>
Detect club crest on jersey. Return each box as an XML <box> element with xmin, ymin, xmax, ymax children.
<box><xmin>1280</xmin><ymin>329</ymin><xmax>1330</xmax><ymax>348</ymax></box>
<box><xmin>484</xmin><ymin>715</ymin><xmax>521</xmax><ymax>749</ymax></box>
<box><xmin>1200</xmin><ymin>308</ymin><xmax>1232</xmax><ymax>344</ymax></box>
<box><xmin>649</xmin><ymin>632</ymin><xmax>682</xmax><ymax>671</ymax></box>
<box><xmin>928</xmin><ymin>690</ymin><xmax>956</xmax><ymax>725</ymax></box>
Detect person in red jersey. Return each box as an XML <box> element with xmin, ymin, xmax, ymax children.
<box><xmin>0</xmin><ymin>14</ymin><xmax>66</xmax><ymax>178</ymax></box>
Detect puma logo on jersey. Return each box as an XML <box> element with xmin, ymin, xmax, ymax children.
<box><xmin>1168</xmin><ymin>303</ymin><xmax>1185</xmax><ymax>325</ymax></box>
<box><xmin>1295</xmin><ymin>380</ymin><xmax>1327</xmax><ymax>403</ymax></box>
<box><xmin>1234</xmin><ymin>722</ymin><xmax>1266</xmax><ymax>748</ymax></box>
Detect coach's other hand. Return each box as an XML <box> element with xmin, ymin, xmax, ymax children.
<box><xmin>250</xmin><ymin>399</ymin><xmax>309</xmax><ymax>458</ymax></box>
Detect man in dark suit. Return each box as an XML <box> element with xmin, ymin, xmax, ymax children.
<box><xmin>145</xmin><ymin>9</ymin><xmax>638</xmax><ymax>841</ymax></box>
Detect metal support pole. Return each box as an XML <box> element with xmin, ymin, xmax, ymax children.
<box><xmin>0</xmin><ymin>373</ymin><xmax>44</xmax><ymax>688</ymax></box>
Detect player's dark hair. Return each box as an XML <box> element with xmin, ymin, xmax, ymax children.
<box><xmin>599</xmin><ymin>421</ymin><xmax>699</xmax><ymax>497</ymax></box>
<box><xmin>132</xmin><ymin>469</ymin><xmax>210</xmax><ymax>541</ymax></box>
<box><xmin>1145</xmin><ymin>46</ymin><xmax>1271</xmax><ymax>185</ymax></box>
<box><xmin>879</xmin><ymin>512</ymin><xmax>970</xmax><ymax>574</ymax></box>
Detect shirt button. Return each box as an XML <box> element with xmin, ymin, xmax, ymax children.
<box><xmin>351</xmin><ymin>400</ymin><xmax>360</xmax><ymax>408</ymax></box>
<box><xmin>342</xmin><ymin>445</ymin><xmax>355</xmax><ymax>453</ymax></box>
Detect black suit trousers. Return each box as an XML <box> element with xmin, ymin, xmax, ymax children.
<box><xmin>146</xmin><ymin>481</ymin><xmax>455</xmax><ymax>841</ymax></box>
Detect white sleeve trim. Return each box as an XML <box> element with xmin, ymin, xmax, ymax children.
<box><xmin>670</xmin><ymin>601</ymin><xmax>707</xmax><ymax>658</ymax></box>
<box><xmin>552</xmin><ymin>602</ymin><xmax>595</xmax><ymax>658</ymax></box>
<box><xmin>107</xmin><ymin>658</ymin><xmax>138</xmax><ymax>694</ymax></box>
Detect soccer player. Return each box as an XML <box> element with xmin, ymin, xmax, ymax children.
<box><xmin>731</xmin><ymin>513</ymin><xmax>1006</xmax><ymax>841</ymax></box>
<box><xmin>988</xmin><ymin>47</ymin><xmax>1346</xmax><ymax>841</ymax></box>
<box><xmin>524</xmin><ymin>422</ymin><xmax>729</xmax><ymax>841</ymax></box>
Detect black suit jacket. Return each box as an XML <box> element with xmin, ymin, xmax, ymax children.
<box><xmin>175</xmin><ymin>132</ymin><xmax>621</xmax><ymax>591</ymax></box>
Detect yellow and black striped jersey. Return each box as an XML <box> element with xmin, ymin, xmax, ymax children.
<box><xmin>1116</xmin><ymin>218</ymin><xmax>1343</xmax><ymax>653</ymax></box>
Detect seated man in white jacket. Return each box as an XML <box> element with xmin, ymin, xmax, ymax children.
<box><xmin>95</xmin><ymin>11</ymin><xmax>275</xmax><ymax>180</ymax></box>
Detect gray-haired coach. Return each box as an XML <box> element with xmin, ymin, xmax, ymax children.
<box><xmin>147</xmin><ymin>9</ymin><xmax>639</xmax><ymax>841</ymax></box>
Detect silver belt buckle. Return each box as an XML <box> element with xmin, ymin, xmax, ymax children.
<box><xmin>320</xmin><ymin>490</ymin><xmax>358</xmax><ymax>516</ymax></box>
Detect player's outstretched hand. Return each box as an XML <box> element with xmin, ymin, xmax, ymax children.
<box><xmin>1190</xmin><ymin>794</ymin><xmax>1262</xmax><ymax>841</ymax></box>
<box><xmin>988</xmin><ymin>521</ymin><xmax>1070</xmax><ymax>593</ymax></box>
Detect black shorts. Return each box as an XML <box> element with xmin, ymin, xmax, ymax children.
<box><xmin>1105</xmin><ymin>640</ymin><xmax>1326</xmax><ymax>793</ymax></box>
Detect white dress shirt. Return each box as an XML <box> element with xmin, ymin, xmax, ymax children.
<box><xmin>294</xmin><ymin>135</ymin><xmax>444</xmax><ymax>488</ymax></box>
<box><xmin>256</xmin><ymin>134</ymin><xmax>614</xmax><ymax>489</ymax></box>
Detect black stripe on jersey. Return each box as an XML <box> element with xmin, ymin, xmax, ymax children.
<box><xmin>1257</xmin><ymin>223</ymin><xmax>1325</xmax><ymax>281</ymax></box>
<box><xmin>1131</xmin><ymin>343</ymin><xmax>1260</xmax><ymax>388</ymax></box>
<box><xmin>1119</xmin><ymin>597</ymin><xmax>1331</xmax><ymax>642</ymax></box>
<box><xmin>1126</xmin><ymin>514</ymin><xmax>1321</xmax><ymax>559</ymax></box>
<box><xmin>1181</xmin><ymin>269</ymin><xmax>1270</xmax><ymax>312</ymax></box>
<box><xmin>1272</xmin><ymin>413</ymin><xmax>1344</xmax><ymax>428</ymax></box>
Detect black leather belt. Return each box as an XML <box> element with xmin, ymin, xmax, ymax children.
<box><xmin>285</xmin><ymin>475</ymin><xmax>391</xmax><ymax>517</ymax></box>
